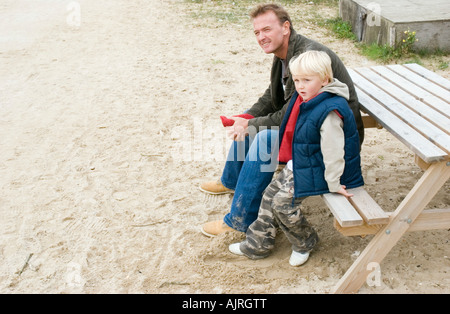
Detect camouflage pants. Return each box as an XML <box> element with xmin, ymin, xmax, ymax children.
<box><xmin>239</xmin><ymin>166</ymin><xmax>319</xmax><ymax>259</ymax></box>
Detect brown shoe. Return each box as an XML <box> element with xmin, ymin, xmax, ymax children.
<box><xmin>199</xmin><ymin>180</ymin><xmax>234</xmax><ymax>195</ymax></box>
<box><xmin>201</xmin><ymin>220</ymin><xmax>234</xmax><ymax>237</ymax></box>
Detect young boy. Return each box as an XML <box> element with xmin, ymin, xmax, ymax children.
<box><xmin>228</xmin><ymin>51</ymin><xmax>364</xmax><ymax>266</ymax></box>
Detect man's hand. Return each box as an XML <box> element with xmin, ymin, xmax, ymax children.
<box><xmin>226</xmin><ymin>117</ymin><xmax>249</xmax><ymax>141</ymax></box>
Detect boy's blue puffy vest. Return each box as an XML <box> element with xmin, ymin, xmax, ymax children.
<box><xmin>279</xmin><ymin>91</ymin><xmax>364</xmax><ymax>198</ymax></box>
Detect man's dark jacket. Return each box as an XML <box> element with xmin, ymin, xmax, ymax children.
<box><xmin>246</xmin><ymin>29</ymin><xmax>364</xmax><ymax>144</ymax></box>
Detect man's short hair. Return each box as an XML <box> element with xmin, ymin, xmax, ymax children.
<box><xmin>289</xmin><ymin>50</ymin><xmax>334</xmax><ymax>82</ymax></box>
<box><xmin>250</xmin><ymin>3</ymin><xmax>293</xmax><ymax>31</ymax></box>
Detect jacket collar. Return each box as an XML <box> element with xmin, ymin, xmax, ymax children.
<box><xmin>286</xmin><ymin>29</ymin><xmax>299</xmax><ymax>63</ymax></box>
<box><xmin>277</xmin><ymin>29</ymin><xmax>300</xmax><ymax>102</ymax></box>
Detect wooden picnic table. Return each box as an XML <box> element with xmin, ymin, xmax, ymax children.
<box><xmin>332</xmin><ymin>63</ymin><xmax>450</xmax><ymax>293</ymax></box>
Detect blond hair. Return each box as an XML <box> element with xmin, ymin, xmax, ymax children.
<box><xmin>289</xmin><ymin>50</ymin><xmax>333</xmax><ymax>82</ymax></box>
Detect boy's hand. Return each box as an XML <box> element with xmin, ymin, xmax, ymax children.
<box><xmin>336</xmin><ymin>185</ymin><xmax>354</xmax><ymax>198</ymax></box>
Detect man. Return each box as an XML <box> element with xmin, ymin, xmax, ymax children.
<box><xmin>200</xmin><ymin>4</ymin><xmax>363</xmax><ymax>237</ymax></box>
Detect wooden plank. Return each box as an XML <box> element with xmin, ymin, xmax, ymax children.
<box><xmin>321</xmin><ymin>193</ymin><xmax>363</xmax><ymax>227</ymax></box>
<box><xmin>356</xmin><ymin>86</ymin><xmax>447</xmax><ymax>163</ymax></box>
<box><xmin>403</xmin><ymin>63</ymin><xmax>450</xmax><ymax>90</ymax></box>
<box><xmin>387</xmin><ymin>64</ymin><xmax>450</xmax><ymax>101</ymax></box>
<box><xmin>409</xmin><ymin>208</ymin><xmax>450</xmax><ymax>232</ymax></box>
<box><xmin>370</xmin><ymin>65</ymin><xmax>449</xmax><ymax>119</ymax></box>
<box><xmin>414</xmin><ymin>154</ymin><xmax>431</xmax><ymax>171</ymax></box>
<box><xmin>362</xmin><ymin>114</ymin><xmax>381</xmax><ymax>128</ymax></box>
<box><xmin>354</xmin><ymin>67</ymin><xmax>450</xmax><ymax>154</ymax></box>
<box><xmin>368</xmin><ymin>66</ymin><xmax>450</xmax><ymax>129</ymax></box>
<box><xmin>334</xmin><ymin>208</ymin><xmax>450</xmax><ymax>236</ymax></box>
<box><xmin>347</xmin><ymin>187</ymin><xmax>389</xmax><ymax>225</ymax></box>
<box><xmin>323</xmin><ymin>187</ymin><xmax>388</xmax><ymax>227</ymax></box>
<box><xmin>333</xmin><ymin>219</ymin><xmax>383</xmax><ymax>237</ymax></box>
<box><xmin>349</xmin><ymin>69</ymin><xmax>447</xmax><ymax>163</ymax></box>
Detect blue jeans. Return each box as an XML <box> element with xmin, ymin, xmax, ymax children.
<box><xmin>222</xmin><ymin>129</ymin><xmax>280</xmax><ymax>232</ymax></box>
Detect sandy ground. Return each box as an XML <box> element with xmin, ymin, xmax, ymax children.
<box><xmin>0</xmin><ymin>0</ymin><xmax>449</xmax><ymax>294</ymax></box>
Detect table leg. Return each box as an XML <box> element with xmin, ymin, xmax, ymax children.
<box><xmin>332</xmin><ymin>161</ymin><xmax>450</xmax><ymax>294</ymax></box>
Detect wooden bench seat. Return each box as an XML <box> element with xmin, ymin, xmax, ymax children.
<box><xmin>322</xmin><ymin>187</ymin><xmax>389</xmax><ymax>234</ymax></box>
